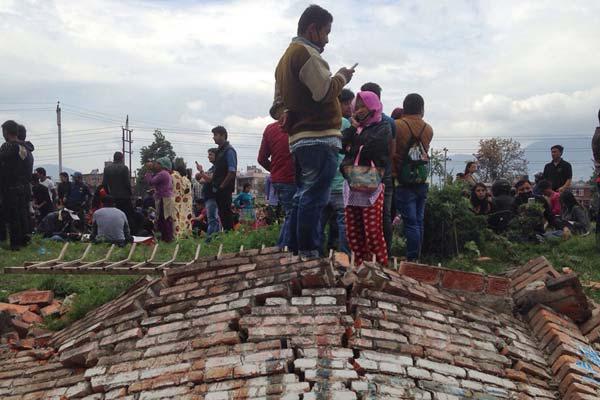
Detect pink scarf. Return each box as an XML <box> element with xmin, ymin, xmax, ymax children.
<box><xmin>353</xmin><ymin>91</ymin><xmax>383</xmax><ymax>133</ymax></box>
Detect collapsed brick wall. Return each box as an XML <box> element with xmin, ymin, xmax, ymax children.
<box><xmin>0</xmin><ymin>249</ymin><xmax>568</xmax><ymax>399</ymax></box>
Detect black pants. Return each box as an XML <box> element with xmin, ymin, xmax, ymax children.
<box><xmin>2</xmin><ymin>185</ymin><xmax>30</xmax><ymax>249</ymax></box>
<box><xmin>215</xmin><ymin>190</ymin><xmax>234</xmax><ymax>231</ymax></box>
<box><xmin>114</xmin><ymin>197</ymin><xmax>136</xmax><ymax>234</ymax></box>
<box><xmin>0</xmin><ymin>201</ymin><xmax>6</xmax><ymax>242</ymax></box>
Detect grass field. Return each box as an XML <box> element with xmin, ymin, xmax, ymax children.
<box><xmin>2</xmin><ymin>223</ymin><xmax>599</xmax><ymax>328</ymax></box>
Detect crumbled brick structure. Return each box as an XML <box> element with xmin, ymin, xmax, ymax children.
<box><xmin>1</xmin><ymin>249</ymin><xmax>599</xmax><ymax>399</ymax></box>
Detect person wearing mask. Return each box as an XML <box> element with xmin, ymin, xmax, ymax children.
<box><xmin>32</xmin><ymin>173</ymin><xmax>53</xmax><ymax>223</ymax></box>
<box><xmin>394</xmin><ymin>94</ymin><xmax>434</xmax><ymax>262</ymax></box>
<box><xmin>560</xmin><ymin>190</ymin><xmax>590</xmax><ymax>235</ymax></box>
<box><xmin>322</xmin><ymin>89</ymin><xmax>354</xmax><ymax>256</ymax></box>
<box><xmin>0</xmin><ymin>120</ymin><xmax>33</xmax><ymax>250</ymax></box>
<box><xmin>90</xmin><ymin>195</ymin><xmax>131</xmax><ymax>246</ymax></box>
<box><xmin>144</xmin><ymin>157</ymin><xmax>175</xmax><ymax>242</ymax></box>
<box><xmin>172</xmin><ymin>160</ymin><xmax>193</xmax><ymax>239</ymax></box>
<box><xmin>462</xmin><ymin>162</ymin><xmax>478</xmax><ymax>187</ymax></box>
<box><xmin>273</xmin><ymin>4</ymin><xmax>354</xmax><ymax>260</ymax></box>
<box><xmin>57</xmin><ymin>172</ymin><xmax>70</xmax><ymax>206</ymax></box>
<box><xmin>35</xmin><ymin>167</ymin><xmax>56</xmax><ymax>204</ymax></box>
<box><xmin>341</xmin><ymin>91</ymin><xmax>390</xmax><ymax>266</ymax></box>
<box><xmin>360</xmin><ymin>82</ymin><xmax>396</xmax><ymax>258</ymax></box>
<box><xmin>65</xmin><ymin>172</ymin><xmax>91</xmax><ymax>214</ymax></box>
<box><xmin>537</xmin><ymin>179</ymin><xmax>561</xmax><ymax>216</ymax></box>
<box><xmin>211</xmin><ymin>126</ymin><xmax>237</xmax><ymax>232</ymax></box>
<box><xmin>102</xmin><ymin>151</ymin><xmax>134</xmax><ymax>232</ymax></box>
<box><xmin>258</xmin><ymin>106</ymin><xmax>295</xmax><ymax>248</ymax></box>
<box><xmin>543</xmin><ymin>145</ymin><xmax>572</xmax><ymax>192</ymax></box>
<box><xmin>470</xmin><ymin>183</ymin><xmax>491</xmax><ymax>215</ymax></box>
<box><xmin>234</xmin><ymin>183</ymin><xmax>255</xmax><ymax>225</ymax></box>
<box><xmin>196</xmin><ymin>148</ymin><xmax>221</xmax><ymax>240</ymax></box>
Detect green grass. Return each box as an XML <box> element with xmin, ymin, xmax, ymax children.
<box><xmin>0</xmin><ymin>225</ymin><xmax>280</xmax><ymax>329</ymax></box>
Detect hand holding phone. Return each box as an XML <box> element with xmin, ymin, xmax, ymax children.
<box><xmin>351</xmin><ymin>63</ymin><xmax>358</xmax><ymax>70</ymax></box>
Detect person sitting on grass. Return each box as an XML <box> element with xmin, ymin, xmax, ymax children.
<box><xmin>537</xmin><ymin>179</ymin><xmax>561</xmax><ymax>216</ymax></box>
<box><xmin>560</xmin><ymin>190</ymin><xmax>590</xmax><ymax>235</ymax></box>
<box><xmin>470</xmin><ymin>183</ymin><xmax>491</xmax><ymax>215</ymax></box>
<box><xmin>90</xmin><ymin>195</ymin><xmax>132</xmax><ymax>246</ymax></box>
<box><xmin>512</xmin><ymin>179</ymin><xmax>563</xmax><ymax>241</ymax></box>
<box><xmin>38</xmin><ymin>209</ymin><xmax>79</xmax><ymax>241</ymax></box>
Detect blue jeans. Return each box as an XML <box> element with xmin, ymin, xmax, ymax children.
<box><xmin>205</xmin><ymin>198</ymin><xmax>221</xmax><ymax>241</ymax></box>
<box><xmin>290</xmin><ymin>144</ymin><xmax>338</xmax><ymax>258</ymax></box>
<box><xmin>396</xmin><ymin>184</ymin><xmax>428</xmax><ymax>261</ymax></box>
<box><xmin>273</xmin><ymin>182</ymin><xmax>296</xmax><ymax>249</ymax></box>
<box><xmin>321</xmin><ymin>192</ymin><xmax>350</xmax><ymax>255</ymax></box>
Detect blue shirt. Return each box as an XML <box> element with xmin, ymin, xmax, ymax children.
<box><xmin>225</xmin><ymin>148</ymin><xmax>237</xmax><ymax>172</ymax></box>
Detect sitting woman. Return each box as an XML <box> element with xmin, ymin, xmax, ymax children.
<box><xmin>560</xmin><ymin>191</ymin><xmax>590</xmax><ymax>235</ymax></box>
<box><xmin>341</xmin><ymin>91</ymin><xmax>390</xmax><ymax>266</ymax></box>
<box><xmin>470</xmin><ymin>183</ymin><xmax>492</xmax><ymax>215</ymax></box>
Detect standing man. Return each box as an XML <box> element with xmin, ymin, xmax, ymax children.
<box><xmin>360</xmin><ymin>82</ymin><xmax>396</xmax><ymax>258</ymax></box>
<box><xmin>57</xmin><ymin>172</ymin><xmax>70</xmax><ymax>206</ymax></box>
<box><xmin>0</xmin><ymin>120</ymin><xmax>32</xmax><ymax>250</ymax></box>
<box><xmin>542</xmin><ymin>145</ymin><xmax>572</xmax><ymax>192</ymax></box>
<box><xmin>211</xmin><ymin>126</ymin><xmax>237</xmax><ymax>232</ymax></box>
<box><xmin>258</xmin><ymin>106</ymin><xmax>295</xmax><ymax>248</ymax></box>
<box><xmin>103</xmin><ymin>151</ymin><xmax>134</xmax><ymax>233</ymax></box>
<box><xmin>65</xmin><ymin>172</ymin><xmax>91</xmax><ymax>214</ymax></box>
<box><xmin>35</xmin><ymin>167</ymin><xmax>56</xmax><ymax>204</ymax></box>
<box><xmin>273</xmin><ymin>4</ymin><xmax>354</xmax><ymax>259</ymax></box>
<box><xmin>591</xmin><ymin>109</ymin><xmax>600</xmax><ymax>247</ymax></box>
<box><xmin>394</xmin><ymin>94</ymin><xmax>434</xmax><ymax>262</ymax></box>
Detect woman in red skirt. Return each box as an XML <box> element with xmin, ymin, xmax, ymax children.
<box><xmin>340</xmin><ymin>91</ymin><xmax>391</xmax><ymax>266</ymax></box>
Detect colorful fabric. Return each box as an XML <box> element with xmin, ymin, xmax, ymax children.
<box><xmin>172</xmin><ymin>172</ymin><xmax>193</xmax><ymax>238</ymax></box>
<box><xmin>156</xmin><ymin>157</ymin><xmax>172</xmax><ymax>170</ymax></box>
<box><xmin>258</xmin><ymin>122</ymin><xmax>295</xmax><ymax>184</ymax></box>
<box><xmin>353</xmin><ymin>91</ymin><xmax>383</xmax><ymax>133</ymax></box>
<box><xmin>345</xmin><ymin>190</ymin><xmax>387</xmax><ymax>266</ymax></box>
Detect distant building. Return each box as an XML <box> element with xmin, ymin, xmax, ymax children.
<box><xmin>571</xmin><ymin>181</ymin><xmax>593</xmax><ymax>208</ymax></box>
<box><xmin>235</xmin><ymin>166</ymin><xmax>267</xmax><ymax>199</ymax></box>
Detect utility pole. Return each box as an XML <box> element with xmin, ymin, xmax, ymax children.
<box><xmin>122</xmin><ymin>115</ymin><xmax>133</xmax><ymax>177</ymax></box>
<box><xmin>56</xmin><ymin>101</ymin><xmax>62</xmax><ymax>174</ymax></box>
<box><xmin>443</xmin><ymin>147</ymin><xmax>449</xmax><ymax>186</ymax></box>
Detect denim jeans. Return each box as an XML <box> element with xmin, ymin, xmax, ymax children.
<box><xmin>396</xmin><ymin>184</ymin><xmax>428</xmax><ymax>261</ymax></box>
<box><xmin>205</xmin><ymin>198</ymin><xmax>221</xmax><ymax>241</ymax></box>
<box><xmin>290</xmin><ymin>144</ymin><xmax>338</xmax><ymax>258</ymax></box>
<box><xmin>272</xmin><ymin>182</ymin><xmax>296</xmax><ymax>249</ymax></box>
<box><xmin>321</xmin><ymin>192</ymin><xmax>350</xmax><ymax>255</ymax></box>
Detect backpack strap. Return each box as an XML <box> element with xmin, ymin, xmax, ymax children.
<box><xmin>401</xmin><ymin>120</ymin><xmax>428</xmax><ymax>158</ymax></box>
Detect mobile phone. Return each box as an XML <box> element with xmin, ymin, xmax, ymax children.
<box><xmin>351</xmin><ymin>63</ymin><xmax>358</xmax><ymax>70</ymax></box>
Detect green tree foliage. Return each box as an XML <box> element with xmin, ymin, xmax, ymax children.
<box><xmin>135</xmin><ymin>130</ymin><xmax>176</xmax><ymax>194</ymax></box>
<box><xmin>474</xmin><ymin>138</ymin><xmax>528</xmax><ymax>183</ymax></box>
<box><xmin>422</xmin><ymin>184</ymin><xmax>488</xmax><ymax>259</ymax></box>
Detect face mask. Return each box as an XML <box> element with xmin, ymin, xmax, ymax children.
<box><xmin>355</xmin><ymin>109</ymin><xmax>373</xmax><ymax>123</ymax></box>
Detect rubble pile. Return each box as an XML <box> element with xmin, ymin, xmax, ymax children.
<box><xmin>0</xmin><ymin>290</ymin><xmax>70</xmax><ymax>350</ymax></box>
<box><xmin>0</xmin><ymin>249</ymin><xmax>598</xmax><ymax>399</ymax></box>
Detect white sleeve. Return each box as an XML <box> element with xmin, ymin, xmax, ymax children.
<box><xmin>299</xmin><ymin>55</ymin><xmax>345</xmax><ymax>102</ymax></box>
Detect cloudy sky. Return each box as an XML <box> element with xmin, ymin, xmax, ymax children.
<box><xmin>1</xmin><ymin>0</ymin><xmax>599</xmax><ymax>178</ymax></box>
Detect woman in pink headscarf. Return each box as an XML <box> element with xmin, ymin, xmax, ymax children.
<box><xmin>340</xmin><ymin>91</ymin><xmax>391</xmax><ymax>266</ymax></box>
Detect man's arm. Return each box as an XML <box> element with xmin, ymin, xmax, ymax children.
<box><xmin>123</xmin><ymin>218</ymin><xmax>132</xmax><ymax>242</ymax></box>
<box><xmin>257</xmin><ymin>131</ymin><xmax>272</xmax><ymax>172</ymax></box>
<box><xmin>124</xmin><ymin>166</ymin><xmax>132</xmax><ymax>195</ymax></box>
<box><xmin>298</xmin><ymin>53</ymin><xmax>349</xmax><ymax>103</ymax></box>
<box><xmin>220</xmin><ymin>172</ymin><xmax>236</xmax><ymax>191</ymax></box>
<box><xmin>558</xmin><ymin>163</ymin><xmax>573</xmax><ymax>192</ymax></box>
<box><xmin>219</xmin><ymin>149</ymin><xmax>237</xmax><ymax>191</ymax></box>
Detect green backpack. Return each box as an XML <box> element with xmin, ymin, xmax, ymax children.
<box><xmin>398</xmin><ymin>121</ymin><xmax>430</xmax><ymax>185</ymax></box>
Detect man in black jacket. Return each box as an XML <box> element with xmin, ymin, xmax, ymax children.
<box><xmin>102</xmin><ymin>152</ymin><xmax>135</xmax><ymax>233</ymax></box>
<box><xmin>211</xmin><ymin>126</ymin><xmax>237</xmax><ymax>231</ymax></box>
<box><xmin>0</xmin><ymin>120</ymin><xmax>32</xmax><ymax>250</ymax></box>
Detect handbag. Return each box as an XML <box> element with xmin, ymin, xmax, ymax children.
<box><xmin>342</xmin><ymin>145</ymin><xmax>383</xmax><ymax>192</ymax></box>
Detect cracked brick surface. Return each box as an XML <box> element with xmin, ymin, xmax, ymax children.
<box><xmin>0</xmin><ymin>249</ymin><xmax>582</xmax><ymax>399</ymax></box>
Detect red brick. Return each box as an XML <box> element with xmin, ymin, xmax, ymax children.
<box><xmin>0</xmin><ymin>302</ymin><xmax>29</xmax><ymax>315</ymax></box>
<box><xmin>16</xmin><ymin>290</ymin><xmax>54</xmax><ymax>306</ymax></box>
<box><xmin>505</xmin><ymin>368</ymin><xmax>528</xmax><ymax>382</ymax></box>
<box><xmin>21</xmin><ymin>310</ymin><xmax>43</xmax><ymax>324</ymax></box>
<box><xmin>486</xmin><ymin>277</ymin><xmax>511</xmax><ymax>296</ymax></box>
<box><xmin>399</xmin><ymin>262</ymin><xmax>441</xmax><ymax>286</ymax></box>
<box><xmin>40</xmin><ymin>302</ymin><xmax>62</xmax><ymax>317</ymax></box>
<box><xmin>441</xmin><ymin>270</ymin><xmax>485</xmax><ymax>292</ymax></box>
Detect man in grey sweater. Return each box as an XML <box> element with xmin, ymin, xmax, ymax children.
<box><xmin>91</xmin><ymin>195</ymin><xmax>131</xmax><ymax>246</ymax></box>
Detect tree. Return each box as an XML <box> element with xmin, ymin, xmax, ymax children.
<box><xmin>135</xmin><ymin>130</ymin><xmax>176</xmax><ymax>194</ymax></box>
<box><xmin>474</xmin><ymin>138</ymin><xmax>528</xmax><ymax>183</ymax></box>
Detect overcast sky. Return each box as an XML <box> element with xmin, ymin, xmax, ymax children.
<box><xmin>1</xmin><ymin>0</ymin><xmax>599</xmax><ymax>177</ymax></box>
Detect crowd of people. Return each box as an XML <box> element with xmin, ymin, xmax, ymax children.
<box><xmin>1</xmin><ymin>5</ymin><xmax>599</xmax><ymax>263</ymax></box>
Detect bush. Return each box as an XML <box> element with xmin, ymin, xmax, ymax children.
<box><xmin>422</xmin><ymin>184</ymin><xmax>487</xmax><ymax>259</ymax></box>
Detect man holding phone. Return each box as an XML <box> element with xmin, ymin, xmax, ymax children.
<box><xmin>273</xmin><ymin>4</ymin><xmax>354</xmax><ymax>260</ymax></box>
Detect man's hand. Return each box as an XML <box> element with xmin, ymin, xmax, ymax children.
<box><xmin>337</xmin><ymin>67</ymin><xmax>355</xmax><ymax>83</ymax></box>
<box><xmin>195</xmin><ymin>161</ymin><xmax>203</xmax><ymax>173</ymax></box>
<box><xmin>278</xmin><ymin>111</ymin><xmax>289</xmax><ymax>130</ymax></box>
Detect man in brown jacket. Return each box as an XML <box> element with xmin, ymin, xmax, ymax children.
<box><xmin>394</xmin><ymin>94</ymin><xmax>433</xmax><ymax>261</ymax></box>
<box><xmin>272</xmin><ymin>4</ymin><xmax>354</xmax><ymax>260</ymax></box>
